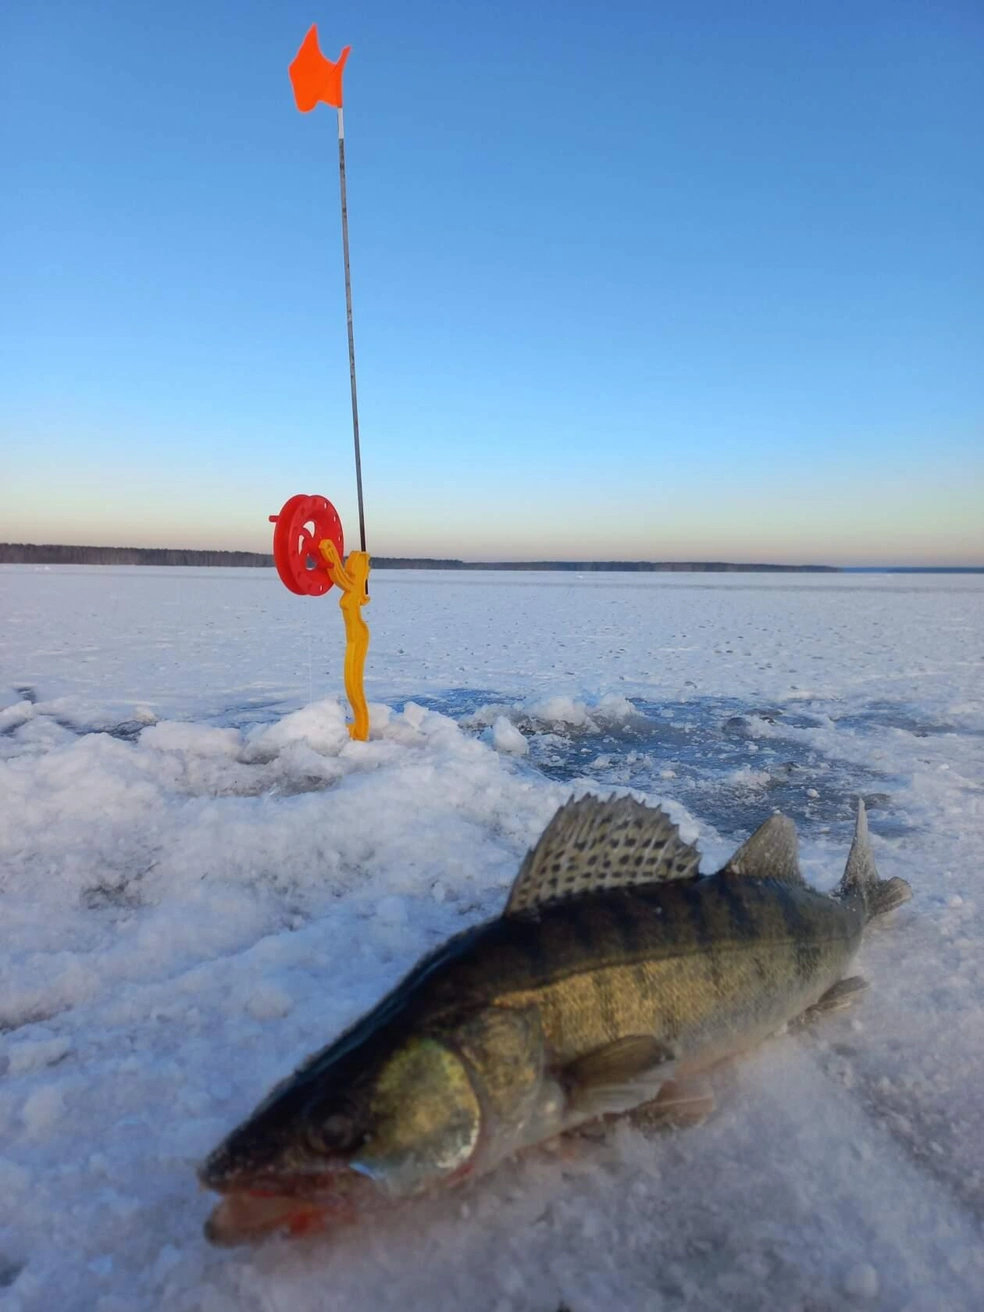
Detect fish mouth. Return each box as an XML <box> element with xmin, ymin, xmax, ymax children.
<box><xmin>204</xmin><ymin>1189</ymin><xmax>335</xmax><ymax>1246</ymax></box>
<box><xmin>201</xmin><ymin>1169</ymin><xmax>379</xmax><ymax>1248</ymax></box>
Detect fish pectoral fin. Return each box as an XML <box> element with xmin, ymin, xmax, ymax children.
<box><xmin>792</xmin><ymin>975</ymin><xmax>868</xmax><ymax>1029</ymax></box>
<box><xmin>629</xmin><ymin>1076</ymin><xmax>716</xmax><ymax>1130</ymax></box>
<box><xmin>721</xmin><ymin>814</ymin><xmax>804</xmax><ymax>883</ymax></box>
<box><xmin>562</xmin><ymin>1035</ymin><xmax>676</xmax><ymax>1119</ymax></box>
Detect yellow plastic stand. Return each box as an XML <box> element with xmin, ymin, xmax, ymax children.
<box><xmin>319</xmin><ymin>540</ymin><xmax>371</xmax><ymax>741</ymax></box>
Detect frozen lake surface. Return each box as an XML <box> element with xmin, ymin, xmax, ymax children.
<box><xmin>2</xmin><ymin>566</ymin><xmax>983</xmax><ymax>1311</ymax></box>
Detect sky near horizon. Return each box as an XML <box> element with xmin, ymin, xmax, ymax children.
<box><xmin>2</xmin><ymin>1</ymin><xmax>982</xmax><ymax>565</ymax></box>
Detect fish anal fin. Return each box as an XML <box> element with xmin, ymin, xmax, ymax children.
<box><xmin>722</xmin><ymin>814</ymin><xmax>803</xmax><ymax>883</ymax></box>
<box><xmin>793</xmin><ymin>975</ymin><xmax>868</xmax><ymax>1030</ymax></box>
<box><xmin>562</xmin><ymin>1035</ymin><xmax>676</xmax><ymax>1119</ymax></box>
<box><xmin>506</xmin><ymin>795</ymin><xmax>701</xmax><ymax>916</ymax></box>
<box><xmin>629</xmin><ymin>1076</ymin><xmax>716</xmax><ymax>1130</ymax></box>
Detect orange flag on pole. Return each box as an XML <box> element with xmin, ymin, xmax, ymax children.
<box><xmin>289</xmin><ymin>25</ymin><xmax>350</xmax><ymax>111</ymax></box>
<box><xmin>287</xmin><ymin>24</ymin><xmax>367</xmax><ymax>557</ymax></box>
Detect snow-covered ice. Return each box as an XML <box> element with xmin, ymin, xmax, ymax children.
<box><xmin>1</xmin><ymin>565</ymin><xmax>983</xmax><ymax>1311</ymax></box>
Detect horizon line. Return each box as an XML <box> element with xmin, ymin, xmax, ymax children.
<box><xmin>2</xmin><ymin>544</ymin><xmax>983</xmax><ymax>573</ymax></box>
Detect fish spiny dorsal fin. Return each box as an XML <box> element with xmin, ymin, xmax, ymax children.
<box><xmin>504</xmin><ymin>795</ymin><xmax>701</xmax><ymax>916</ymax></box>
<box><xmin>722</xmin><ymin>813</ymin><xmax>804</xmax><ymax>883</ymax></box>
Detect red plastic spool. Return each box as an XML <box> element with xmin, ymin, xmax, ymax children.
<box><xmin>269</xmin><ymin>494</ymin><xmax>344</xmax><ymax>596</ymax></box>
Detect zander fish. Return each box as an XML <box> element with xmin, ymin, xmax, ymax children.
<box><xmin>199</xmin><ymin>795</ymin><xmax>910</xmax><ymax>1245</ymax></box>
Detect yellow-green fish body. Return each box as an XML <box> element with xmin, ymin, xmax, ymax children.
<box><xmin>200</xmin><ymin>796</ymin><xmax>910</xmax><ymax>1245</ymax></box>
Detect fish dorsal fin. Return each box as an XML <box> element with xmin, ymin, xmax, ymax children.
<box><xmin>505</xmin><ymin>795</ymin><xmax>701</xmax><ymax>916</ymax></box>
<box><xmin>722</xmin><ymin>814</ymin><xmax>803</xmax><ymax>883</ymax></box>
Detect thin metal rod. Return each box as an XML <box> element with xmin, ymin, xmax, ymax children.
<box><xmin>336</xmin><ymin>105</ymin><xmax>366</xmax><ymax>554</ymax></box>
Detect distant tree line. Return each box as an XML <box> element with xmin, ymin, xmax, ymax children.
<box><xmin>0</xmin><ymin>543</ymin><xmax>275</xmax><ymax>567</ymax></box>
<box><xmin>0</xmin><ymin>543</ymin><xmax>838</xmax><ymax>572</ymax></box>
<box><xmin>408</xmin><ymin>559</ymin><xmax>839</xmax><ymax>573</ymax></box>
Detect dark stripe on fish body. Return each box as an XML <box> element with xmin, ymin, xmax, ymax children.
<box><xmin>567</xmin><ymin>900</ymin><xmax>605</xmax><ymax>957</ymax></box>
<box><xmin>533</xmin><ymin>901</ymin><xmax>605</xmax><ymax>987</ymax></box>
<box><xmin>514</xmin><ymin>912</ymin><xmax>553</xmax><ymax>984</ymax></box>
<box><xmin>772</xmin><ymin>882</ymin><xmax>814</xmax><ymax>984</ymax></box>
<box><xmin>679</xmin><ymin>882</ymin><xmax>725</xmax><ymax>996</ymax></box>
<box><xmin>677</xmin><ymin>882</ymin><xmax>712</xmax><ymax>948</ymax></box>
<box><xmin>632</xmin><ymin>961</ymin><xmax>656</xmax><ymax>1012</ymax></box>
<box><xmin>750</xmin><ymin>950</ymin><xmax>770</xmax><ymax>985</ymax></box>
<box><xmin>660</xmin><ymin>885</ymin><xmax>697</xmax><ymax>955</ymax></box>
<box><xmin>593</xmin><ymin>968</ymin><xmax>621</xmax><ymax>1038</ymax></box>
<box><xmin>605</xmin><ymin>891</ymin><xmax>643</xmax><ymax>956</ymax></box>
<box><xmin>716</xmin><ymin>875</ymin><xmax>758</xmax><ymax>940</ymax></box>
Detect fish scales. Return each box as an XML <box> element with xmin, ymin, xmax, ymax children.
<box><xmin>436</xmin><ymin>877</ymin><xmax>854</xmax><ymax>1004</ymax></box>
<box><xmin>483</xmin><ymin>878</ymin><xmax>858</xmax><ymax>1068</ymax></box>
<box><xmin>233</xmin><ymin>875</ymin><xmax>859</xmax><ymax>1124</ymax></box>
<box><xmin>199</xmin><ymin>796</ymin><xmax>911</xmax><ymax>1247</ymax></box>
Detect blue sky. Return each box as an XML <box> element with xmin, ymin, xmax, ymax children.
<box><xmin>2</xmin><ymin>1</ymin><xmax>982</xmax><ymax>564</ymax></box>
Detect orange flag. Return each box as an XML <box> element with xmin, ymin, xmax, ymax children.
<box><xmin>289</xmin><ymin>25</ymin><xmax>350</xmax><ymax>112</ymax></box>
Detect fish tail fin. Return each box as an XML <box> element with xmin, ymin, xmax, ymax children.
<box><xmin>835</xmin><ymin>799</ymin><xmax>911</xmax><ymax>921</ymax></box>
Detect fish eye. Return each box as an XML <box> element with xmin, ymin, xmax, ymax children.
<box><xmin>306</xmin><ymin>1111</ymin><xmax>356</xmax><ymax>1154</ymax></box>
<box><xmin>323</xmin><ymin>1113</ymin><xmax>355</xmax><ymax>1143</ymax></box>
